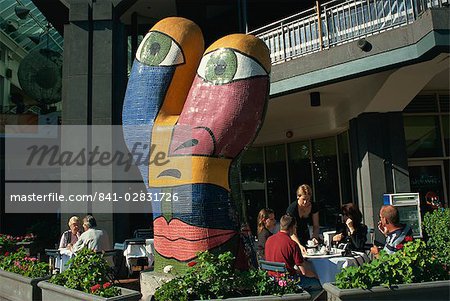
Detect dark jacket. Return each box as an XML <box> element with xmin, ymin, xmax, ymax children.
<box><xmin>340</xmin><ymin>224</ymin><xmax>368</xmax><ymax>251</ymax></box>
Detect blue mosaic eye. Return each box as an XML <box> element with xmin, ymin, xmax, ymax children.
<box><xmin>198</xmin><ymin>48</ymin><xmax>267</xmax><ymax>85</ymax></box>
<box><xmin>137</xmin><ymin>31</ymin><xmax>184</xmax><ymax>66</ymax></box>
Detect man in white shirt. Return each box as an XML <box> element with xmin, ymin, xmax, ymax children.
<box><xmin>71</xmin><ymin>215</ymin><xmax>111</xmax><ymax>253</ymax></box>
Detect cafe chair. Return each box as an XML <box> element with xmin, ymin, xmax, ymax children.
<box><xmin>363</xmin><ymin>227</ymin><xmax>375</xmax><ymax>257</ymax></box>
<box><xmin>258</xmin><ymin>260</ymin><xmax>325</xmax><ymax>301</ymax></box>
<box><xmin>133</xmin><ymin>228</ymin><xmax>153</xmax><ymax>240</ymax></box>
<box><xmin>44</xmin><ymin>249</ymin><xmax>62</xmax><ymax>274</ymax></box>
<box><xmin>123</xmin><ymin>238</ymin><xmax>153</xmax><ymax>277</ymax></box>
<box><xmin>258</xmin><ymin>259</ymin><xmax>287</xmax><ymax>274</ymax></box>
<box><xmin>96</xmin><ymin>249</ymin><xmax>120</xmax><ymax>281</ymax></box>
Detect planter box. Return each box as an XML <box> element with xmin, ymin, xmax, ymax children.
<box><xmin>38</xmin><ymin>281</ymin><xmax>141</xmax><ymax>301</ymax></box>
<box><xmin>323</xmin><ymin>280</ymin><xmax>450</xmax><ymax>301</ymax></box>
<box><xmin>0</xmin><ymin>269</ymin><xmax>50</xmax><ymax>301</ymax></box>
<box><xmin>204</xmin><ymin>292</ymin><xmax>312</xmax><ymax>300</ymax></box>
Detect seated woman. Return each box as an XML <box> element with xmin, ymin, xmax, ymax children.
<box><xmin>256</xmin><ymin>208</ymin><xmax>276</xmax><ymax>259</ymax></box>
<box><xmin>332</xmin><ymin>203</ymin><xmax>367</xmax><ymax>251</ymax></box>
<box><xmin>59</xmin><ymin>216</ymin><xmax>82</xmax><ymax>249</ymax></box>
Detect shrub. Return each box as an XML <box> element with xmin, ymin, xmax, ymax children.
<box><xmin>0</xmin><ymin>247</ymin><xmax>49</xmax><ymax>278</ymax></box>
<box><xmin>0</xmin><ymin>233</ymin><xmax>36</xmax><ymax>255</ymax></box>
<box><xmin>335</xmin><ymin>239</ymin><xmax>448</xmax><ymax>289</ymax></box>
<box><xmin>423</xmin><ymin>208</ymin><xmax>450</xmax><ymax>269</ymax></box>
<box><xmin>49</xmin><ymin>248</ymin><xmax>120</xmax><ymax>298</ymax></box>
<box><xmin>154</xmin><ymin>251</ymin><xmax>302</xmax><ymax>301</ymax></box>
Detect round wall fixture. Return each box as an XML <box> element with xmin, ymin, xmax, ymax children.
<box><xmin>286</xmin><ymin>130</ymin><xmax>293</xmax><ymax>138</ymax></box>
<box><xmin>18</xmin><ymin>48</ymin><xmax>62</xmax><ymax>104</ymax></box>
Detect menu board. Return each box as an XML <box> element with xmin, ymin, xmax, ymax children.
<box><xmin>383</xmin><ymin>193</ymin><xmax>422</xmax><ymax>238</ymax></box>
<box><xmin>397</xmin><ymin>206</ymin><xmax>422</xmax><ymax>238</ymax></box>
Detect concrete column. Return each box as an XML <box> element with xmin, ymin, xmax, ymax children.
<box><xmin>61</xmin><ymin>0</ymin><xmax>130</xmax><ymax>243</ymax></box>
<box><xmin>349</xmin><ymin>112</ymin><xmax>410</xmax><ymax>242</ymax></box>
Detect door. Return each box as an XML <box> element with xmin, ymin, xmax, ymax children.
<box><xmin>408</xmin><ymin>161</ymin><xmax>448</xmax><ymax>212</ymax></box>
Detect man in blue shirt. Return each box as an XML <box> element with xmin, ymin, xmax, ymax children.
<box><xmin>370</xmin><ymin>205</ymin><xmax>413</xmax><ymax>257</ymax></box>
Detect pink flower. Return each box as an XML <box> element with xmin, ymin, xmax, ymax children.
<box><xmin>30</xmin><ymin>257</ymin><xmax>37</xmax><ymax>262</ymax></box>
<box><xmin>278</xmin><ymin>280</ymin><xmax>287</xmax><ymax>287</ymax></box>
<box><xmin>396</xmin><ymin>243</ymin><xmax>404</xmax><ymax>250</ymax></box>
<box><xmin>4</xmin><ymin>252</ymin><xmax>9</xmax><ymax>256</ymax></box>
<box><xmin>404</xmin><ymin>236</ymin><xmax>413</xmax><ymax>242</ymax></box>
<box><xmin>90</xmin><ymin>284</ymin><xmax>101</xmax><ymax>292</ymax></box>
<box><xmin>103</xmin><ymin>282</ymin><xmax>111</xmax><ymax>289</ymax></box>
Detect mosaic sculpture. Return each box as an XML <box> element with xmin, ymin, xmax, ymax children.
<box><xmin>122</xmin><ymin>17</ymin><xmax>270</xmax><ymax>272</ymax></box>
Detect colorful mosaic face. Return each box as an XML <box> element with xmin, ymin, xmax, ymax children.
<box><xmin>122</xmin><ymin>17</ymin><xmax>270</xmax><ymax>271</ymax></box>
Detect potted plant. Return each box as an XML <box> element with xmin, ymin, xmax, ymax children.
<box><xmin>38</xmin><ymin>248</ymin><xmax>141</xmax><ymax>301</ymax></box>
<box><xmin>323</xmin><ymin>209</ymin><xmax>450</xmax><ymax>301</ymax></box>
<box><xmin>153</xmin><ymin>251</ymin><xmax>311</xmax><ymax>301</ymax></box>
<box><xmin>0</xmin><ymin>247</ymin><xmax>50</xmax><ymax>301</ymax></box>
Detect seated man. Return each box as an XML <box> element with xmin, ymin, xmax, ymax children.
<box><xmin>265</xmin><ymin>214</ymin><xmax>321</xmax><ymax>290</ymax></box>
<box><xmin>71</xmin><ymin>215</ymin><xmax>111</xmax><ymax>253</ymax></box>
<box><xmin>370</xmin><ymin>205</ymin><xmax>413</xmax><ymax>257</ymax></box>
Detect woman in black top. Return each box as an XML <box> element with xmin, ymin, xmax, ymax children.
<box><xmin>256</xmin><ymin>208</ymin><xmax>276</xmax><ymax>259</ymax></box>
<box><xmin>286</xmin><ymin>184</ymin><xmax>320</xmax><ymax>254</ymax></box>
<box><xmin>332</xmin><ymin>203</ymin><xmax>367</xmax><ymax>251</ymax></box>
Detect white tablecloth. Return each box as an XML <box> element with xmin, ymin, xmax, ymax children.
<box><xmin>55</xmin><ymin>248</ymin><xmax>73</xmax><ymax>273</ymax></box>
<box><xmin>305</xmin><ymin>251</ymin><xmax>369</xmax><ymax>285</ymax></box>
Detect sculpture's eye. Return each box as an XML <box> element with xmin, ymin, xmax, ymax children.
<box><xmin>203</xmin><ymin>49</ymin><xmax>237</xmax><ymax>84</ymax></box>
<box><xmin>197</xmin><ymin>48</ymin><xmax>268</xmax><ymax>85</ymax></box>
<box><xmin>137</xmin><ymin>31</ymin><xmax>184</xmax><ymax>66</ymax></box>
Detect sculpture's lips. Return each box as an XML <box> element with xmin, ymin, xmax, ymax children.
<box><xmin>153</xmin><ymin>216</ymin><xmax>237</xmax><ymax>261</ymax></box>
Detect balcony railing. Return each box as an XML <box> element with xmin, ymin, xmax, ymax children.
<box><xmin>249</xmin><ymin>0</ymin><xmax>448</xmax><ymax>64</ymax></box>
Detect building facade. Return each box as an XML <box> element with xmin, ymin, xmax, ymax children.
<box><xmin>0</xmin><ymin>0</ymin><xmax>448</xmax><ymax>244</ymax></box>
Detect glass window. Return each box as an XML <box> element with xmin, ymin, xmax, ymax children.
<box><xmin>444</xmin><ymin>160</ymin><xmax>449</xmax><ymax>208</ymax></box>
<box><xmin>312</xmin><ymin>137</ymin><xmax>340</xmax><ymax>227</ymax></box>
<box><xmin>0</xmin><ymin>76</ymin><xmax>4</xmax><ymax>112</ymax></box>
<box><xmin>127</xmin><ymin>35</ymin><xmax>144</xmax><ymax>77</ymax></box>
<box><xmin>241</xmin><ymin>147</ymin><xmax>266</xmax><ymax>235</ymax></box>
<box><xmin>442</xmin><ymin>115</ymin><xmax>449</xmax><ymax>157</ymax></box>
<box><xmin>241</xmin><ymin>147</ymin><xmax>265</xmax><ymax>186</ymax></box>
<box><xmin>404</xmin><ymin>116</ymin><xmax>443</xmax><ymax>158</ymax></box>
<box><xmin>288</xmin><ymin>140</ymin><xmax>312</xmax><ymax>200</ymax></box>
<box><xmin>403</xmin><ymin>95</ymin><xmax>438</xmax><ymax>113</ymax></box>
<box><xmin>338</xmin><ymin>131</ymin><xmax>352</xmax><ymax>203</ymax></box>
<box><xmin>409</xmin><ymin>165</ymin><xmax>446</xmax><ymax>211</ymax></box>
<box><xmin>243</xmin><ymin>190</ymin><xmax>266</xmax><ymax>236</ymax></box>
<box><xmin>439</xmin><ymin>95</ymin><xmax>449</xmax><ymax>112</ymax></box>
<box><xmin>265</xmin><ymin>144</ymin><xmax>289</xmax><ymax>219</ymax></box>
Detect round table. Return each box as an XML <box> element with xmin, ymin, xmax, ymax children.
<box><xmin>304</xmin><ymin>251</ymin><xmax>369</xmax><ymax>284</ymax></box>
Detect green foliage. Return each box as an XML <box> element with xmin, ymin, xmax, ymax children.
<box><xmin>0</xmin><ymin>233</ymin><xmax>36</xmax><ymax>255</ymax></box>
<box><xmin>335</xmin><ymin>239</ymin><xmax>448</xmax><ymax>289</ymax></box>
<box><xmin>154</xmin><ymin>251</ymin><xmax>303</xmax><ymax>301</ymax></box>
<box><xmin>423</xmin><ymin>208</ymin><xmax>450</xmax><ymax>269</ymax></box>
<box><xmin>0</xmin><ymin>247</ymin><xmax>49</xmax><ymax>278</ymax></box>
<box><xmin>49</xmin><ymin>248</ymin><xmax>120</xmax><ymax>298</ymax></box>
<box><xmin>238</xmin><ymin>268</ymin><xmax>301</xmax><ymax>297</ymax></box>
<box><xmin>0</xmin><ymin>234</ymin><xmax>17</xmax><ymax>255</ymax></box>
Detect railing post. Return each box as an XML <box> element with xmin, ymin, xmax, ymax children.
<box><xmin>280</xmin><ymin>21</ymin><xmax>286</xmax><ymax>61</ymax></box>
<box><xmin>316</xmin><ymin>0</ymin><xmax>324</xmax><ymax>50</ymax></box>
<box><xmin>405</xmin><ymin>0</ymin><xmax>409</xmax><ymax>24</ymax></box>
<box><xmin>324</xmin><ymin>4</ymin><xmax>330</xmax><ymax>48</ymax></box>
<box><xmin>411</xmin><ymin>0</ymin><xmax>418</xmax><ymax>20</ymax></box>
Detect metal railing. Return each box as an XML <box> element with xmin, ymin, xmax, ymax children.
<box><xmin>249</xmin><ymin>0</ymin><xmax>448</xmax><ymax>64</ymax></box>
